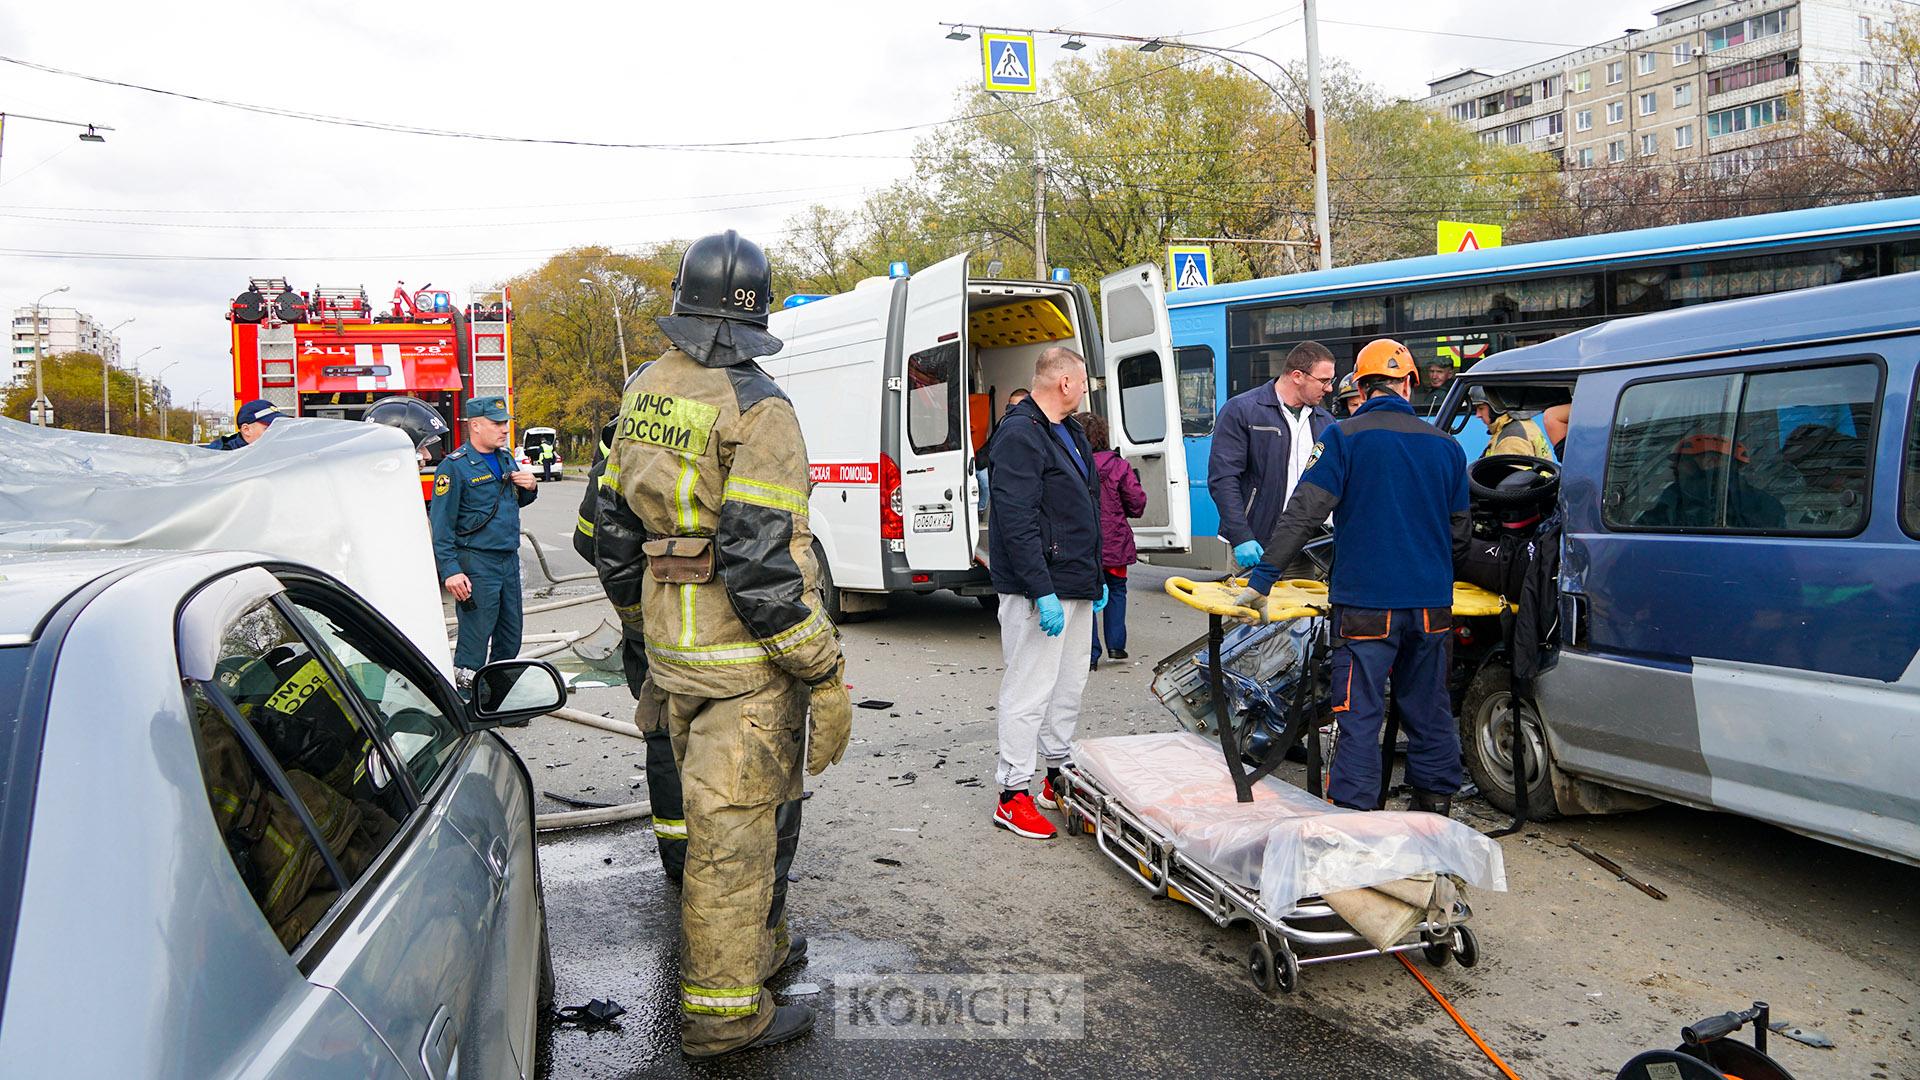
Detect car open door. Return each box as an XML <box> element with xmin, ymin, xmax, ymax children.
<box><xmin>895</xmin><ymin>252</ymin><xmax>974</xmax><ymax>570</ymax></box>
<box><xmin>1099</xmin><ymin>262</ymin><xmax>1192</xmax><ymax>553</ymax></box>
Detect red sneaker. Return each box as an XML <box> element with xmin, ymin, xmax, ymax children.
<box><xmin>993</xmin><ymin>793</ymin><xmax>1057</xmax><ymax>839</ymax></box>
<box><xmin>1035</xmin><ymin>777</ymin><xmax>1061</xmax><ymax>810</ymax></box>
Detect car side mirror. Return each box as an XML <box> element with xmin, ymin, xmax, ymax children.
<box><xmin>469</xmin><ymin>659</ymin><xmax>565</xmax><ymax>728</ymax></box>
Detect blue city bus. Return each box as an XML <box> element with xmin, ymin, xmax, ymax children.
<box><xmin>1165</xmin><ymin>196</ymin><xmax>1920</xmax><ymax>569</ymax></box>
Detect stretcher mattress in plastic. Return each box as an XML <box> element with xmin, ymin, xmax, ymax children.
<box><xmin>0</xmin><ymin>417</ymin><xmax>452</xmax><ymax>675</ymax></box>
<box><xmin>1072</xmin><ymin>732</ymin><xmax>1507</xmax><ymax>922</ymax></box>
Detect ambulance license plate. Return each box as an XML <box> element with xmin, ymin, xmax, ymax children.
<box><xmin>912</xmin><ymin>510</ymin><xmax>954</xmax><ymax>534</ymax></box>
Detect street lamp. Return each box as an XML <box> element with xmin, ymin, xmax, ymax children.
<box><xmin>189</xmin><ymin>392</ymin><xmax>209</xmax><ymax>443</ymax></box>
<box><xmin>151</xmin><ymin>360</ymin><xmax>181</xmax><ymax>440</ymax></box>
<box><xmin>29</xmin><ymin>286</ymin><xmax>70</xmax><ymax>427</ymax></box>
<box><xmin>0</xmin><ymin>113</ymin><xmax>115</xmax><ymax>177</ymax></box>
<box><xmin>943</xmin><ymin>15</ymin><xmax>1336</xmax><ymax>271</ymax></box>
<box><xmin>102</xmin><ymin>317</ymin><xmax>134</xmax><ymax>433</ymax></box>
<box><xmin>577</xmin><ymin>276</ymin><xmax>631</xmax><ymax>384</ymax></box>
<box><xmin>131</xmin><ymin>346</ymin><xmax>160</xmax><ymax>437</ymax></box>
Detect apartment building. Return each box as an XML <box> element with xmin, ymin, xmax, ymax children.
<box><xmin>8</xmin><ymin>306</ymin><xmax>122</xmax><ymax>383</ymax></box>
<box><xmin>1421</xmin><ymin>0</ymin><xmax>1914</xmax><ymax>169</ymax></box>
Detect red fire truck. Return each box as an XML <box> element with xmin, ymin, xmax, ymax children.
<box><xmin>228</xmin><ymin>278</ymin><xmax>514</xmax><ymax>498</ymax></box>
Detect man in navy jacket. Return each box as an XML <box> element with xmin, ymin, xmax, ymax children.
<box><xmin>987</xmin><ymin>347</ymin><xmax>1107</xmax><ymax>840</ymax></box>
<box><xmin>1206</xmin><ymin>341</ymin><xmax>1336</xmax><ymax>570</ymax></box>
<box><xmin>1237</xmin><ymin>340</ymin><xmax>1471</xmax><ymax>816</ymax></box>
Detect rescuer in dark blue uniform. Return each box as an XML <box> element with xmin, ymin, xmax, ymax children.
<box><xmin>205</xmin><ymin>398</ymin><xmax>280</xmax><ymax>450</ymax></box>
<box><xmin>430</xmin><ymin>396</ymin><xmax>538</xmax><ymax>688</ymax></box>
<box><xmin>1236</xmin><ymin>339</ymin><xmax>1472</xmax><ymax>815</ymax></box>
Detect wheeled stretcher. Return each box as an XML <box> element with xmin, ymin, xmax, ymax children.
<box><xmin>1056</xmin><ymin>732</ymin><xmax>1505</xmax><ymax>994</ymax></box>
<box><xmin>1052</xmin><ymin>576</ymin><xmax>1513</xmax><ymax>994</ymax></box>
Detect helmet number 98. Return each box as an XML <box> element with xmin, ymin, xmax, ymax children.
<box><xmin>733</xmin><ymin>288</ymin><xmax>758</xmax><ymax>309</ymax></box>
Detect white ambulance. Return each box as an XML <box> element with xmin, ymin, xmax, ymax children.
<box><xmin>760</xmin><ymin>254</ymin><xmax>1191</xmax><ymax>620</ymax></box>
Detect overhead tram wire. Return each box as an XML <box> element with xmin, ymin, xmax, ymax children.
<box><xmin>0</xmin><ymin>29</ymin><xmax>1279</xmax><ymax>159</ymax></box>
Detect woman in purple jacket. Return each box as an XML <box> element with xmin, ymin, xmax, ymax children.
<box><xmin>1079</xmin><ymin>413</ymin><xmax>1147</xmax><ymax>668</ymax></box>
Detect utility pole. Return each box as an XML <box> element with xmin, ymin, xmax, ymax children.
<box><xmin>1033</xmin><ymin>140</ymin><xmax>1048</xmax><ymax>277</ymax></box>
<box><xmin>103</xmin><ymin>317</ymin><xmax>133</xmax><ymax>433</ymax></box>
<box><xmin>131</xmin><ymin>346</ymin><xmax>160</xmax><ymax>437</ymax></box>
<box><xmin>997</xmin><ymin>99</ymin><xmax>1049</xmax><ymax>277</ymax></box>
<box><xmin>151</xmin><ymin>360</ymin><xmax>180</xmax><ymax>440</ymax></box>
<box><xmin>578</xmin><ymin>276</ymin><xmax>630</xmax><ymax>384</ymax></box>
<box><xmin>1303</xmin><ymin>0</ymin><xmax>1333</xmax><ymax>271</ymax></box>
<box><xmin>30</xmin><ymin>286</ymin><xmax>69</xmax><ymax>427</ymax></box>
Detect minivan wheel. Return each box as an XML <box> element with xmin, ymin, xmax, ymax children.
<box><xmin>1459</xmin><ymin>663</ymin><xmax>1559</xmax><ymax>818</ymax></box>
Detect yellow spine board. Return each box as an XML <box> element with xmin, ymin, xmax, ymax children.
<box><xmin>1164</xmin><ymin>577</ymin><xmax>1514</xmax><ymax>621</ymax></box>
<box><xmin>968</xmin><ymin>299</ymin><xmax>1075</xmax><ymax>350</ymax></box>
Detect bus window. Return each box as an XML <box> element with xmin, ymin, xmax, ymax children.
<box><xmin>1401</xmin><ymin>275</ymin><xmax>1601</xmax><ymax>331</ymax></box>
<box><xmin>1175</xmin><ymin>345</ymin><xmax>1216</xmax><ymax>436</ymax></box>
<box><xmin>1887</xmin><ymin>238</ymin><xmax>1920</xmax><ymax>276</ymax></box>
<box><xmin>1116</xmin><ymin>353</ymin><xmax>1168</xmax><ymax>443</ymax></box>
<box><xmin>1631</xmin><ymin>244</ymin><xmax>1880</xmax><ymax>312</ymax></box>
<box><xmin>1228</xmin><ymin>296</ymin><xmax>1386</xmax><ymax>347</ymax></box>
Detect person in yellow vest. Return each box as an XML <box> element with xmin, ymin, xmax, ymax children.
<box><xmin>605</xmin><ymin>230</ymin><xmax>850</xmax><ymax>1060</ymax></box>
<box><xmin>1469</xmin><ymin>386</ymin><xmax>1555</xmax><ymax>460</ymax></box>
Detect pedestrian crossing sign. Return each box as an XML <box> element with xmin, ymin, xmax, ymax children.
<box><xmin>1167</xmin><ymin>246</ymin><xmax>1212</xmax><ymax>291</ymax></box>
<box><xmin>982</xmin><ymin>34</ymin><xmax>1038</xmax><ymax>94</ymax></box>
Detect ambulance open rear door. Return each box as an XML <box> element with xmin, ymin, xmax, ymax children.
<box><xmin>1099</xmin><ymin>263</ymin><xmax>1191</xmax><ymax>553</ymax></box>
<box><xmin>895</xmin><ymin>252</ymin><xmax>975</xmax><ymax>570</ymax></box>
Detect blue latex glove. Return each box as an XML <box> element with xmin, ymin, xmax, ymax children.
<box><xmin>1243</xmin><ymin>559</ymin><xmax>1282</xmax><ymax>596</ymax></box>
<box><xmin>1093</xmin><ymin>584</ymin><xmax>1109</xmax><ymax>614</ymax></box>
<box><xmin>1035</xmin><ymin>594</ymin><xmax>1065</xmax><ymax>636</ymax></box>
<box><xmin>1233</xmin><ymin>539</ymin><xmax>1265</xmax><ymax>568</ymax></box>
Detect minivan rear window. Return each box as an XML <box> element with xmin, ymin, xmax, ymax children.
<box><xmin>1903</xmin><ymin>376</ymin><xmax>1920</xmax><ymax>539</ymax></box>
<box><xmin>1605</xmin><ymin>360</ymin><xmax>1881</xmax><ymax>535</ymax></box>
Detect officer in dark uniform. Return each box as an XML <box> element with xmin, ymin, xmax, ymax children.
<box><xmin>429</xmin><ymin>395</ymin><xmax>538</xmax><ymax>688</ymax></box>
<box><xmin>205</xmin><ymin>398</ymin><xmax>281</xmax><ymax>450</ymax></box>
<box><xmin>573</xmin><ymin>409</ymin><xmax>688</xmax><ymax>884</ymax></box>
<box><xmin>1236</xmin><ymin>339</ymin><xmax>1471</xmax><ymax>815</ymax></box>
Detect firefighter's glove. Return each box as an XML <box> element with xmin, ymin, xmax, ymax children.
<box><xmin>1035</xmin><ymin>594</ymin><xmax>1065</xmax><ymax>637</ymax></box>
<box><xmin>1230</xmin><ymin>586</ymin><xmax>1270</xmax><ymax>625</ymax></box>
<box><xmin>1093</xmin><ymin>584</ymin><xmax>1109</xmax><ymax>614</ymax></box>
<box><xmin>805</xmin><ymin>662</ymin><xmax>852</xmax><ymax>776</ymax></box>
<box><xmin>1232</xmin><ymin>540</ymin><xmax>1265</xmax><ymax>569</ymax></box>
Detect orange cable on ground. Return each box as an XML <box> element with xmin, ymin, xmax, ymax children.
<box><xmin>1395</xmin><ymin>953</ymin><xmax>1523</xmax><ymax>1080</ymax></box>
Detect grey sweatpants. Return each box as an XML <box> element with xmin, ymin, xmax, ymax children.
<box><xmin>994</xmin><ymin>594</ymin><xmax>1095</xmax><ymax>790</ymax></box>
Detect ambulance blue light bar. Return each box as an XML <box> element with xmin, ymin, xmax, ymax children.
<box><xmin>1050</xmin><ymin>267</ymin><xmax>1071</xmax><ymax>282</ymax></box>
<box><xmin>782</xmin><ymin>294</ymin><xmax>827</xmax><ymax>309</ymax></box>
<box><xmin>889</xmin><ymin>261</ymin><xmax>911</xmax><ymax>278</ymax></box>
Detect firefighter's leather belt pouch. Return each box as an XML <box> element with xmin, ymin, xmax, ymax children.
<box><xmin>643</xmin><ymin>537</ymin><xmax>714</xmax><ymax>584</ymax></box>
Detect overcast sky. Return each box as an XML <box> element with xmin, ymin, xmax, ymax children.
<box><xmin>0</xmin><ymin>0</ymin><xmax>1653</xmax><ymax>411</ymax></box>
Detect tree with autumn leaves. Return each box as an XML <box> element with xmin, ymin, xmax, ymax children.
<box><xmin>507</xmin><ymin>31</ymin><xmax>1920</xmax><ymax>443</ymax></box>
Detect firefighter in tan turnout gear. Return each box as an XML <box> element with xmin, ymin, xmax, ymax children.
<box><xmin>607</xmin><ymin>230</ymin><xmax>851</xmax><ymax>1059</ymax></box>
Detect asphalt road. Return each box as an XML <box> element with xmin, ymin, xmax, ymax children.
<box><xmin>501</xmin><ymin>479</ymin><xmax>1919</xmax><ymax>1080</ymax></box>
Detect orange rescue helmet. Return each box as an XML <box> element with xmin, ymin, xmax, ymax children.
<box><xmin>1352</xmin><ymin>339</ymin><xmax>1420</xmax><ymax>386</ymax></box>
<box><xmin>1674</xmin><ymin>433</ymin><xmax>1750</xmax><ymax>463</ymax></box>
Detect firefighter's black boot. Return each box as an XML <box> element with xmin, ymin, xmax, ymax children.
<box><xmin>1409</xmin><ymin>789</ymin><xmax>1453</xmax><ymax>818</ymax></box>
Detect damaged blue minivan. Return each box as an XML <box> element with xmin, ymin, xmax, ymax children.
<box><xmin>1441</xmin><ymin>272</ymin><xmax>1920</xmax><ymax>866</ymax></box>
